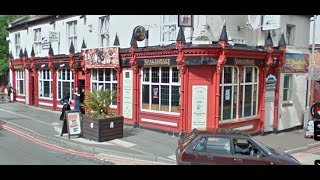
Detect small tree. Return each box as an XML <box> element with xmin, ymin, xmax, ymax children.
<box><xmin>83</xmin><ymin>89</ymin><xmax>117</xmax><ymax>118</ymax></box>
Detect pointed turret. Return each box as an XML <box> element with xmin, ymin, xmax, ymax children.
<box><xmin>113</xmin><ymin>33</ymin><xmax>120</xmax><ymax>46</ymax></box>
<box><xmin>30</xmin><ymin>46</ymin><xmax>35</xmax><ymax>57</ymax></box>
<box><xmin>48</xmin><ymin>43</ymin><xmax>54</xmax><ymax>56</ymax></box>
<box><xmin>69</xmin><ymin>41</ymin><xmax>75</xmax><ymax>54</ymax></box>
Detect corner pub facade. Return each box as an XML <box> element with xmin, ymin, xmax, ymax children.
<box><xmin>8</xmin><ymin>20</ymin><xmax>287</xmax><ymax>136</ymax></box>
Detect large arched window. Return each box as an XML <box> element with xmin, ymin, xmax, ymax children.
<box><xmin>220</xmin><ymin>66</ymin><xmax>259</xmax><ymax>121</ymax></box>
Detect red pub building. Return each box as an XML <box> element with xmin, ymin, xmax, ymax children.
<box><xmin>9</xmin><ymin>24</ymin><xmax>286</xmax><ymax>135</ymax></box>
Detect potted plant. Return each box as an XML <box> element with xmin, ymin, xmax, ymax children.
<box><xmin>82</xmin><ymin>89</ymin><xmax>123</xmax><ymax>142</ymax></box>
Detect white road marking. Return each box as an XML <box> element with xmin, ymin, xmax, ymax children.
<box><xmin>285</xmin><ymin>142</ymin><xmax>320</xmax><ymax>153</ymax></box>
<box><xmin>167</xmin><ymin>154</ymin><xmax>176</xmax><ymax>160</ymax></box>
<box><xmin>110</xmin><ymin>139</ymin><xmax>136</xmax><ymax>148</ymax></box>
<box><xmin>0</xmin><ymin>108</ymin><xmax>53</xmax><ymax>126</ymax></box>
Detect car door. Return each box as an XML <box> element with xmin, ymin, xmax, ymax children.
<box><xmin>182</xmin><ymin>136</ymin><xmax>208</xmax><ymax>165</ymax></box>
<box><xmin>232</xmin><ymin>138</ymin><xmax>271</xmax><ymax>165</ymax></box>
<box><xmin>204</xmin><ymin>136</ymin><xmax>234</xmax><ymax>165</ymax></box>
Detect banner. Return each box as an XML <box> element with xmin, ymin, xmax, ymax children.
<box><xmin>84</xmin><ymin>47</ymin><xmax>119</xmax><ymax>69</ymax></box>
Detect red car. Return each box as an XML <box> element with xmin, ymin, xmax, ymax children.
<box><xmin>176</xmin><ymin>128</ymin><xmax>301</xmax><ymax>165</ymax></box>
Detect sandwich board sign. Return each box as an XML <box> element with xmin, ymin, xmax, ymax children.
<box><xmin>60</xmin><ymin>111</ymin><xmax>82</xmax><ymax>139</ymax></box>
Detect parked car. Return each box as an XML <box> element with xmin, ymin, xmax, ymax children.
<box><xmin>176</xmin><ymin>128</ymin><xmax>301</xmax><ymax>165</ymax></box>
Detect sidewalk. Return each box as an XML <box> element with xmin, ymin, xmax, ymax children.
<box><xmin>0</xmin><ymin>102</ymin><xmax>319</xmax><ymax>165</ymax></box>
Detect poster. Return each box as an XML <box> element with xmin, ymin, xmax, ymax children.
<box><xmin>191</xmin><ymin>85</ymin><xmax>208</xmax><ymax>130</ymax></box>
<box><xmin>225</xmin><ymin>89</ymin><xmax>230</xmax><ymax>101</ymax></box>
<box><xmin>122</xmin><ymin>70</ymin><xmax>133</xmax><ymax>119</ymax></box>
<box><xmin>66</xmin><ymin>111</ymin><xmax>82</xmax><ymax>136</ymax></box>
<box><xmin>153</xmin><ymin>87</ymin><xmax>159</xmax><ymax>98</ymax></box>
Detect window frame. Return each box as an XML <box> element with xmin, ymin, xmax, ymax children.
<box><xmin>16</xmin><ymin>70</ymin><xmax>25</xmax><ymax>95</ymax></box>
<box><xmin>283</xmin><ymin>74</ymin><xmax>293</xmax><ymax>102</ymax></box>
<box><xmin>38</xmin><ymin>69</ymin><xmax>52</xmax><ymax>99</ymax></box>
<box><xmin>67</xmin><ymin>21</ymin><xmax>77</xmax><ymax>52</ymax></box>
<box><xmin>140</xmin><ymin>66</ymin><xmax>180</xmax><ymax>115</ymax></box>
<box><xmin>220</xmin><ymin>66</ymin><xmax>259</xmax><ymax>122</ymax></box>
<box><xmin>286</xmin><ymin>24</ymin><xmax>295</xmax><ymax>46</ymax></box>
<box><xmin>160</xmin><ymin>15</ymin><xmax>178</xmax><ymax>45</ymax></box>
<box><xmin>90</xmin><ymin>68</ymin><xmax>117</xmax><ymax>107</ymax></box>
<box><xmin>15</xmin><ymin>33</ymin><xmax>20</xmax><ymax>57</ymax></box>
<box><xmin>57</xmin><ymin>69</ymin><xmax>74</xmax><ymax>100</ymax></box>
<box><xmin>33</xmin><ymin>28</ymin><xmax>41</xmax><ymax>56</ymax></box>
<box><xmin>99</xmin><ymin>16</ymin><xmax>110</xmax><ymax>47</ymax></box>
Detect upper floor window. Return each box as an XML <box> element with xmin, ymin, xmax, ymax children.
<box><xmin>283</xmin><ymin>74</ymin><xmax>292</xmax><ymax>102</ymax></box>
<box><xmin>67</xmin><ymin>21</ymin><xmax>77</xmax><ymax>52</ymax></box>
<box><xmin>15</xmin><ymin>33</ymin><xmax>20</xmax><ymax>57</ymax></box>
<box><xmin>160</xmin><ymin>15</ymin><xmax>177</xmax><ymax>45</ymax></box>
<box><xmin>286</xmin><ymin>24</ymin><xmax>295</xmax><ymax>46</ymax></box>
<box><xmin>99</xmin><ymin>16</ymin><xmax>110</xmax><ymax>47</ymax></box>
<box><xmin>33</xmin><ymin>28</ymin><xmax>41</xmax><ymax>55</ymax></box>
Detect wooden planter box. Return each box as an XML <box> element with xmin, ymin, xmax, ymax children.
<box><xmin>82</xmin><ymin>115</ymin><xmax>124</xmax><ymax>142</ymax></box>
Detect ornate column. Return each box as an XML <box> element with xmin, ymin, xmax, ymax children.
<box><xmin>115</xmin><ymin>67</ymin><xmax>122</xmax><ymax>116</ymax></box>
<box><xmin>51</xmin><ymin>68</ymin><xmax>57</xmax><ymax>110</ymax></box>
<box><xmin>130</xmin><ymin>44</ymin><xmax>138</xmax><ymax>127</ymax></box>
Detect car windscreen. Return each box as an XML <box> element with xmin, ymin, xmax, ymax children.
<box><xmin>181</xmin><ymin>129</ymin><xmax>198</xmax><ymax>147</ymax></box>
<box><xmin>251</xmin><ymin>138</ymin><xmax>273</xmax><ymax>155</ymax></box>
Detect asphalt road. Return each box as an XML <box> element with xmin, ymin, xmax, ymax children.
<box><xmin>0</xmin><ymin>128</ymin><xmax>108</xmax><ymax>165</ymax></box>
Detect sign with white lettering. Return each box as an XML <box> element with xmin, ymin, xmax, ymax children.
<box><xmin>42</xmin><ymin>37</ymin><xmax>50</xmax><ymax>49</ymax></box>
<box><xmin>185</xmin><ymin>56</ymin><xmax>217</xmax><ymax>65</ymax></box>
<box><xmin>226</xmin><ymin>58</ymin><xmax>265</xmax><ymax>67</ymax></box>
<box><xmin>137</xmin><ymin>57</ymin><xmax>177</xmax><ymax>66</ymax></box>
<box><xmin>266</xmin><ymin>74</ymin><xmax>277</xmax><ymax>91</ymax></box>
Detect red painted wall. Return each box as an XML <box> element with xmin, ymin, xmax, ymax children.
<box><xmin>186</xmin><ymin>66</ymin><xmax>215</xmax><ymax>132</ymax></box>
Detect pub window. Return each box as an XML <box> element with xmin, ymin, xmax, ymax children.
<box><xmin>283</xmin><ymin>74</ymin><xmax>292</xmax><ymax>102</ymax></box>
<box><xmin>141</xmin><ymin>67</ymin><xmax>180</xmax><ymax>113</ymax></box>
<box><xmin>57</xmin><ymin>69</ymin><xmax>74</xmax><ymax>100</ymax></box>
<box><xmin>220</xmin><ymin>66</ymin><xmax>259</xmax><ymax>121</ymax></box>
<box><xmin>91</xmin><ymin>68</ymin><xmax>117</xmax><ymax>106</ymax></box>
<box><xmin>38</xmin><ymin>69</ymin><xmax>52</xmax><ymax>98</ymax></box>
<box><xmin>16</xmin><ymin>70</ymin><xmax>25</xmax><ymax>95</ymax></box>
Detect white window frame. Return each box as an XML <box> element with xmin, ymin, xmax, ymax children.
<box><xmin>99</xmin><ymin>16</ymin><xmax>110</xmax><ymax>47</ymax></box>
<box><xmin>38</xmin><ymin>69</ymin><xmax>52</xmax><ymax>99</ymax></box>
<box><xmin>286</xmin><ymin>24</ymin><xmax>295</xmax><ymax>46</ymax></box>
<box><xmin>283</xmin><ymin>74</ymin><xmax>292</xmax><ymax>102</ymax></box>
<box><xmin>16</xmin><ymin>70</ymin><xmax>25</xmax><ymax>95</ymax></box>
<box><xmin>57</xmin><ymin>69</ymin><xmax>74</xmax><ymax>100</ymax></box>
<box><xmin>15</xmin><ymin>33</ymin><xmax>20</xmax><ymax>57</ymax></box>
<box><xmin>33</xmin><ymin>28</ymin><xmax>41</xmax><ymax>56</ymax></box>
<box><xmin>140</xmin><ymin>66</ymin><xmax>180</xmax><ymax>115</ymax></box>
<box><xmin>67</xmin><ymin>21</ymin><xmax>77</xmax><ymax>52</ymax></box>
<box><xmin>90</xmin><ymin>68</ymin><xmax>117</xmax><ymax>107</ymax></box>
<box><xmin>220</xmin><ymin>66</ymin><xmax>259</xmax><ymax>122</ymax></box>
<box><xmin>160</xmin><ymin>15</ymin><xmax>177</xmax><ymax>45</ymax></box>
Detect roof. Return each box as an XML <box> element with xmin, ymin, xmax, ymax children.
<box><xmin>195</xmin><ymin>128</ymin><xmax>250</xmax><ymax>137</ymax></box>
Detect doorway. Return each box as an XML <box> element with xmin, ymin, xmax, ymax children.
<box><xmin>78</xmin><ymin>80</ymin><xmax>85</xmax><ymax>114</ymax></box>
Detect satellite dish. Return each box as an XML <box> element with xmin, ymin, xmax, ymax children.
<box><xmin>247</xmin><ymin>15</ymin><xmax>261</xmax><ymax>30</ymax></box>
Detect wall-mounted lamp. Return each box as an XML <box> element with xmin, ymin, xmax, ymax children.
<box><xmin>80</xmin><ymin>15</ymin><xmax>86</xmax><ymax>19</ymax></box>
<box><xmin>273</xmin><ymin>57</ymin><xmax>278</xmax><ymax>66</ymax></box>
<box><xmin>88</xmin><ymin>24</ymin><xmax>92</xmax><ymax>32</ymax></box>
<box><xmin>49</xmin><ymin>21</ymin><xmax>55</xmax><ymax>25</ymax></box>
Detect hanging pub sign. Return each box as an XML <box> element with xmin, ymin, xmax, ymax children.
<box><xmin>136</xmin><ymin>57</ymin><xmax>177</xmax><ymax>66</ymax></box>
<box><xmin>283</xmin><ymin>53</ymin><xmax>308</xmax><ymax>73</ymax></box>
<box><xmin>266</xmin><ymin>74</ymin><xmax>277</xmax><ymax>91</ymax></box>
<box><xmin>185</xmin><ymin>56</ymin><xmax>218</xmax><ymax>65</ymax></box>
<box><xmin>84</xmin><ymin>47</ymin><xmax>119</xmax><ymax>69</ymax></box>
<box><xmin>133</xmin><ymin>26</ymin><xmax>146</xmax><ymax>41</ymax></box>
<box><xmin>226</xmin><ymin>58</ymin><xmax>265</xmax><ymax>67</ymax></box>
<box><xmin>314</xmin><ymin>120</ymin><xmax>320</xmax><ymax>141</ymax></box>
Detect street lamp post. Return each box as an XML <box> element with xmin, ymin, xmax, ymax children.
<box><xmin>304</xmin><ymin>15</ymin><xmax>317</xmax><ymax>136</ymax></box>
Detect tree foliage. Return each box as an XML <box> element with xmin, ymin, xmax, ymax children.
<box><xmin>0</xmin><ymin>15</ymin><xmax>25</xmax><ymax>76</ymax></box>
